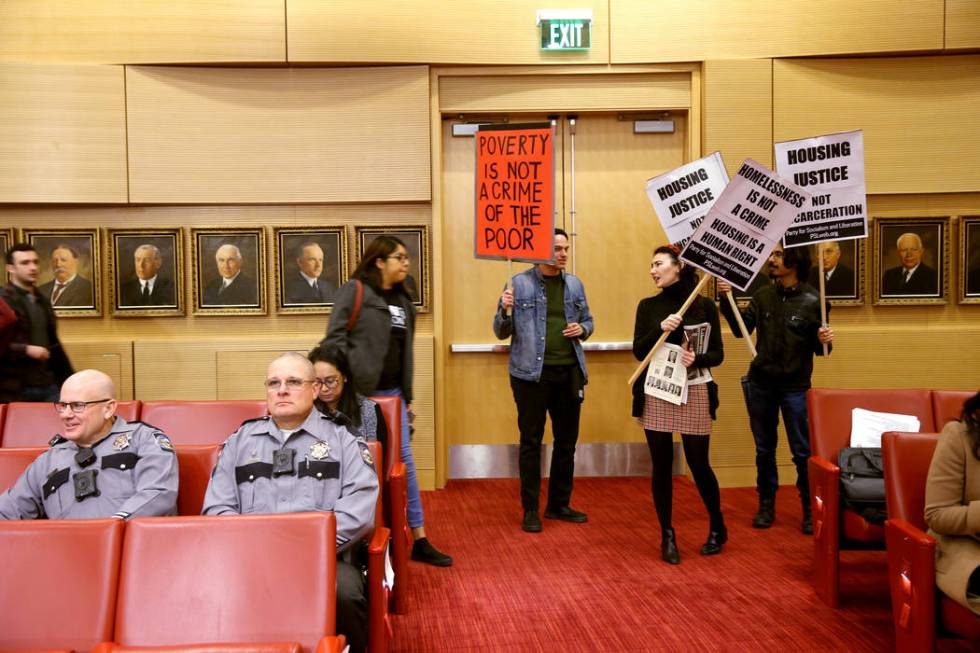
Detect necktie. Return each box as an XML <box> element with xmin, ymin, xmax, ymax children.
<box><xmin>904</xmin><ymin>270</ymin><xmax>912</xmax><ymax>284</ymax></box>
<box><xmin>51</xmin><ymin>283</ymin><xmax>65</xmax><ymax>304</ymax></box>
<box><xmin>825</xmin><ymin>272</ymin><xmax>831</xmax><ymax>282</ymax></box>
<box><xmin>141</xmin><ymin>282</ymin><xmax>150</xmax><ymax>303</ymax></box>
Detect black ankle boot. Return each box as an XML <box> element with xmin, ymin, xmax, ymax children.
<box><xmin>661</xmin><ymin>527</ymin><xmax>680</xmax><ymax>565</ymax></box>
<box><xmin>801</xmin><ymin>503</ymin><xmax>813</xmax><ymax>535</ymax></box>
<box><xmin>701</xmin><ymin>524</ymin><xmax>728</xmax><ymax>556</ymax></box>
<box><xmin>752</xmin><ymin>498</ymin><xmax>775</xmax><ymax>529</ymax></box>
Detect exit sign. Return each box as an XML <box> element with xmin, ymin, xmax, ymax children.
<box><xmin>537</xmin><ymin>9</ymin><xmax>592</xmax><ymax>51</ymax></box>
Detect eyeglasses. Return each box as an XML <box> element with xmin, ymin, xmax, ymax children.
<box><xmin>386</xmin><ymin>254</ymin><xmax>410</xmax><ymax>262</ymax></box>
<box><xmin>264</xmin><ymin>378</ymin><xmax>318</xmax><ymax>391</ymax></box>
<box><xmin>315</xmin><ymin>376</ymin><xmax>342</xmax><ymax>389</ymax></box>
<box><xmin>53</xmin><ymin>398</ymin><xmax>112</xmax><ymax>414</ymax></box>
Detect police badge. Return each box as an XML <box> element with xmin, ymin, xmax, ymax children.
<box><xmin>309</xmin><ymin>440</ymin><xmax>331</xmax><ymax>460</ymax></box>
<box><xmin>112</xmin><ymin>433</ymin><xmax>131</xmax><ymax>451</ymax></box>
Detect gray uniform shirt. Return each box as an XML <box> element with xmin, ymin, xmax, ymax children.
<box><xmin>201</xmin><ymin>409</ymin><xmax>379</xmax><ymax>553</ymax></box>
<box><xmin>0</xmin><ymin>417</ymin><xmax>179</xmax><ymax>520</ymax></box>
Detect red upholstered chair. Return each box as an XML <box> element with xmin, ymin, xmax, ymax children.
<box><xmin>366</xmin><ymin>440</ymin><xmax>393</xmax><ymax>653</ymax></box>
<box><xmin>932</xmin><ymin>390</ymin><xmax>975</xmax><ymax>429</ymax></box>
<box><xmin>175</xmin><ymin>444</ymin><xmax>221</xmax><ymax>515</ymax></box>
<box><xmin>883</xmin><ymin>431</ymin><xmax>980</xmax><ymax>651</ymax></box>
<box><xmin>807</xmin><ymin>387</ymin><xmax>936</xmax><ymax>607</ymax></box>
<box><xmin>0</xmin><ymin>446</ymin><xmax>44</xmax><ymax>493</ymax></box>
<box><xmin>141</xmin><ymin>400</ymin><xmax>267</xmax><ymax>445</ymax></box>
<box><xmin>370</xmin><ymin>395</ymin><xmax>410</xmax><ymax>615</ymax></box>
<box><xmin>0</xmin><ymin>519</ymin><xmax>124</xmax><ymax>652</ymax></box>
<box><xmin>97</xmin><ymin>513</ymin><xmax>345</xmax><ymax>653</ymax></box>
<box><xmin>2</xmin><ymin>400</ymin><xmax>141</xmax><ymax>447</ymax></box>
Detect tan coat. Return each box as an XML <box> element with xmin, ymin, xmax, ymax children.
<box><xmin>924</xmin><ymin>420</ymin><xmax>980</xmax><ymax>614</ymax></box>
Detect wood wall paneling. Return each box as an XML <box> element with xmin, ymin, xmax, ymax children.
<box><xmin>61</xmin><ymin>340</ymin><xmax>134</xmax><ymax>400</ymax></box>
<box><xmin>126</xmin><ymin>66</ymin><xmax>431</xmax><ymax>204</ymax></box>
<box><xmin>0</xmin><ymin>0</ymin><xmax>285</xmax><ymax>64</ymax></box>
<box><xmin>702</xmin><ymin>59</ymin><xmax>773</xmax><ymax>176</ymax></box>
<box><xmin>946</xmin><ymin>0</ymin><xmax>980</xmax><ymax>49</ymax></box>
<box><xmin>287</xmin><ymin>0</ymin><xmax>609</xmax><ymax>65</ymax></box>
<box><xmin>0</xmin><ymin>63</ymin><xmax>127</xmax><ymax>203</ymax></box>
<box><xmin>773</xmin><ymin>55</ymin><xmax>980</xmax><ymax>195</ymax></box>
<box><xmin>611</xmin><ymin>0</ymin><xmax>944</xmax><ymax>62</ymax></box>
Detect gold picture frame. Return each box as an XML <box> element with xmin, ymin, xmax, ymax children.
<box><xmin>191</xmin><ymin>227</ymin><xmax>267</xmax><ymax>316</ymax></box>
<box><xmin>21</xmin><ymin>228</ymin><xmax>102</xmax><ymax>317</ymax></box>
<box><xmin>107</xmin><ymin>228</ymin><xmax>185</xmax><ymax>317</ymax></box>
<box><xmin>273</xmin><ymin>226</ymin><xmax>348</xmax><ymax>315</ymax></box>
<box><xmin>872</xmin><ymin>217</ymin><xmax>949</xmax><ymax>306</ymax></box>
<box><xmin>959</xmin><ymin>216</ymin><xmax>980</xmax><ymax>305</ymax></box>
<box><xmin>806</xmin><ymin>238</ymin><xmax>866</xmax><ymax>307</ymax></box>
<box><xmin>0</xmin><ymin>227</ymin><xmax>14</xmax><ymax>284</ymax></box>
<box><xmin>354</xmin><ymin>225</ymin><xmax>430</xmax><ymax>311</ymax></box>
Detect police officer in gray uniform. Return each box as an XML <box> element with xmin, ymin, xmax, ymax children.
<box><xmin>0</xmin><ymin>369</ymin><xmax>179</xmax><ymax>520</ymax></box>
<box><xmin>202</xmin><ymin>352</ymin><xmax>378</xmax><ymax>653</ymax></box>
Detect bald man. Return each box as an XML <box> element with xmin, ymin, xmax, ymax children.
<box><xmin>881</xmin><ymin>232</ymin><xmax>939</xmax><ymax>296</ymax></box>
<box><xmin>202</xmin><ymin>243</ymin><xmax>258</xmax><ymax>306</ymax></box>
<box><xmin>807</xmin><ymin>241</ymin><xmax>855</xmax><ymax>297</ymax></box>
<box><xmin>0</xmin><ymin>369</ymin><xmax>179</xmax><ymax>520</ymax></box>
<box><xmin>119</xmin><ymin>244</ymin><xmax>177</xmax><ymax>307</ymax></box>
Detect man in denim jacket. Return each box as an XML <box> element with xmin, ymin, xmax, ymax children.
<box><xmin>493</xmin><ymin>229</ymin><xmax>594</xmax><ymax>533</ymax></box>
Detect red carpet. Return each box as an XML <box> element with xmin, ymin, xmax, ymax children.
<box><xmin>391</xmin><ymin>477</ymin><xmax>930</xmax><ymax>652</ymax></box>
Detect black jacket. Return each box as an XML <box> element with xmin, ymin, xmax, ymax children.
<box><xmin>720</xmin><ymin>280</ymin><xmax>829</xmax><ymax>391</ymax></box>
<box><xmin>0</xmin><ymin>283</ymin><xmax>74</xmax><ymax>402</ymax></box>
<box><xmin>631</xmin><ymin>284</ymin><xmax>724</xmax><ymax>418</ymax></box>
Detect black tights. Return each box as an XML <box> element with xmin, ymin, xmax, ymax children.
<box><xmin>644</xmin><ymin>430</ymin><xmax>724</xmax><ymax>533</ymax></box>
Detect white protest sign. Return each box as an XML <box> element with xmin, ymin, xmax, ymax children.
<box><xmin>645</xmin><ymin>152</ymin><xmax>730</xmax><ymax>247</ymax></box>
<box><xmin>681</xmin><ymin>159</ymin><xmax>810</xmax><ymax>291</ymax></box>
<box><xmin>775</xmin><ymin>130</ymin><xmax>867</xmax><ymax>246</ymax></box>
<box><xmin>643</xmin><ymin>343</ymin><xmax>688</xmax><ymax>406</ymax></box>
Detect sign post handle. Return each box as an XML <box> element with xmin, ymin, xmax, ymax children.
<box><xmin>503</xmin><ymin>259</ymin><xmax>514</xmax><ymax>315</ymax></box>
<box><xmin>818</xmin><ymin>252</ymin><xmax>829</xmax><ymax>356</ymax></box>
<box><xmin>725</xmin><ymin>291</ymin><xmax>757</xmax><ymax>358</ymax></box>
<box><xmin>627</xmin><ymin>274</ymin><xmax>710</xmax><ymax>386</ymax></box>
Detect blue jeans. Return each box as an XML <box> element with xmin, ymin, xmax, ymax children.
<box><xmin>741</xmin><ymin>378</ymin><xmax>811</xmax><ymax>505</ymax></box>
<box><xmin>373</xmin><ymin>388</ymin><xmax>424</xmax><ymax>529</ymax></box>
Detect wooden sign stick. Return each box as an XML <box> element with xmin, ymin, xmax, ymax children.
<box><xmin>725</xmin><ymin>291</ymin><xmax>757</xmax><ymax>358</ymax></box>
<box><xmin>627</xmin><ymin>274</ymin><xmax>711</xmax><ymax>386</ymax></box>
<box><xmin>818</xmin><ymin>253</ymin><xmax>829</xmax><ymax>356</ymax></box>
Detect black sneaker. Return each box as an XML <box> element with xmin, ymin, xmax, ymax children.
<box><xmin>752</xmin><ymin>498</ymin><xmax>775</xmax><ymax>529</ymax></box>
<box><xmin>411</xmin><ymin>537</ymin><xmax>453</xmax><ymax>567</ymax></box>
<box><xmin>522</xmin><ymin>510</ymin><xmax>542</xmax><ymax>533</ymax></box>
<box><xmin>543</xmin><ymin>506</ymin><xmax>588</xmax><ymax>523</ymax></box>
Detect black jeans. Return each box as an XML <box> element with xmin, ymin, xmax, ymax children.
<box><xmin>510</xmin><ymin>365</ymin><xmax>582</xmax><ymax>511</ymax></box>
<box><xmin>336</xmin><ymin>558</ymin><xmax>368</xmax><ymax>653</ymax></box>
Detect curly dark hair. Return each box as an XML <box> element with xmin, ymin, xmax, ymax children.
<box><xmin>962</xmin><ymin>391</ymin><xmax>980</xmax><ymax>460</ymax></box>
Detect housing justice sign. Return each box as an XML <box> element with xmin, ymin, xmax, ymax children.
<box><xmin>644</xmin><ymin>152</ymin><xmax>730</xmax><ymax>247</ymax></box>
<box><xmin>474</xmin><ymin>123</ymin><xmax>555</xmax><ymax>263</ymax></box>
<box><xmin>681</xmin><ymin>159</ymin><xmax>811</xmax><ymax>291</ymax></box>
<box><xmin>774</xmin><ymin>129</ymin><xmax>867</xmax><ymax>246</ymax></box>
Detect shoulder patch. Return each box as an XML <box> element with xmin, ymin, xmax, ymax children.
<box><xmin>48</xmin><ymin>434</ymin><xmax>66</xmax><ymax>447</ymax></box>
<box><xmin>357</xmin><ymin>439</ymin><xmax>374</xmax><ymax>468</ymax></box>
<box><xmin>154</xmin><ymin>433</ymin><xmax>175</xmax><ymax>452</ymax></box>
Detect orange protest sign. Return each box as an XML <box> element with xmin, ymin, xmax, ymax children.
<box><xmin>475</xmin><ymin>123</ymin><xmax>555</xmax><ymax>263</ymax></box>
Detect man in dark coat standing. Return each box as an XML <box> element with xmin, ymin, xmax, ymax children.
<box><xmin>0</xmin><ymin>244</ymin><xmax>74</xmax><ymax>403</ymax></box>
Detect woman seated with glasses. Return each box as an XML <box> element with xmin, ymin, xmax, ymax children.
<box><xmin>925</xmin><ymin>391</ymin><xmax>980</xmax><ymax>615</ymax></box>
<box><xmin>308</xmin><ymin>345</ymin><xmax>387</xmax><ymax>454</ymax></box>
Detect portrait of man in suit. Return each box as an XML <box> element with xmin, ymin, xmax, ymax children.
<box><xmin>283</xmin><ymin>241</ymin><xmax>332</xmax><ymax>305</ymax></box>
<box><xmin>118</xmin><ymin>243</ymin><xmax>177</xmax><ymax>308</ymax></box>
<box><xmin>201</xmin><ymin>243</ymin><xmax>258</xmax><ymax>307</ymax></box>
<box><xmin>881</xmin><ymin>231</ymin><xmax>940</xmax><ymax>297</ymax></box>
<box><xmin>807</xmin><ymin>240</ymin><xmax>856</xmax><ymax>298</ymax></box>
<box><xmin>38</xmin><ymin>243</ymin><xmax>95</xmax><ymax>308</ymax></box>
<box><xmin>965</xmin><ymin>219</ymin><xmax>980</xmax><ymax>298</ymax></box>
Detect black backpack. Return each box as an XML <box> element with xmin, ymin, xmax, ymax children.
<box><xmin>838</xmin><ymin>447</ymin><xmax>888</xmax><ymax>526</ymax></box>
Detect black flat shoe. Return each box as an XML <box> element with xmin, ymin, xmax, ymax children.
<box><xmin>411</xmin><ymin>537</ymin><xmax>453</xmax><ymax>567</ymax></box>
<box><xmin>700</xmin><ymin>527</ymin><xmax>728</xmax><ymax>556</ymax></box>
<box><xmin>543</xmin><ymin>506</ymin><xmax>588</xmax><ymax>523</ymax></box>
<box><xmin>661</xmin><ymin>527</ymin><xmax>680</xmax><ymax>565</ymax></box>
<box><xmin>522</xmin><ymin>510</ymin><xmax>543</xmax><ymax>533</ymax></box>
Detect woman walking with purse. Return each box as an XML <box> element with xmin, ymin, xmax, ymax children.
<box><xmin>632</xmin><ymin>244</ymin><xmax>726</xmax><ymax>564</ymax></box>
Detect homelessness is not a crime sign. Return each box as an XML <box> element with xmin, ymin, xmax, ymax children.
<box><xmin>645</xmin><ymin>152</ymin><xmax>730</xmax><ymax>248</ymax></box>
<box><xmin>474</xmin><ymin>123</ymin><xmax>555</xmax><ymax>263</ymax></box>
<box><xmin>774</xmin><ymin>129</ymin><xmax>867</xmax><ymax>246</ymax></box>
<box><xmin>681</xmin><ymin>159</ymin><xmax>811</xmax><ymax>291</ymax></box>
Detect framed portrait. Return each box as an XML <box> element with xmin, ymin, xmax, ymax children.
<box><xmin>0</xmin><ymin>228</ymin><xmax>13</xmax><ymax>284</ymax></box>
<box><xmin>959</xmin><ymin>216</ymin><xmax>980</xmax><ymax>305</ymax></box>
<box><xmin>107</xmin><ymin>228</ymin><xmax>184</xmax><ymax>317</ymax></box>
<box><xmin>191</xmin><ymin>227</ymin><xmax>266</xmax><ymax>315</ymax></box>
<box><xmin>273</xmin><ymin>227</ymin><xmax>347</xmax><ymax>314</ymax></box>
<box><xmin>354</xmin><ymin>225</ymin><xmax>430</xmax><ymax>310</ymax></box>
<box><xmin>805</xmin><ymin>238</ymin><xmax>865</xmax><ymax>306</ymax></box>
<box><xmin>873</xmin><ymin>217</ymin><xmax>949</xmax><ymax>305</ymax></box>
<box><xmin>21</xmin><ymin>228</ymin><xmax>101</xmax><ymax>317</ymax></box>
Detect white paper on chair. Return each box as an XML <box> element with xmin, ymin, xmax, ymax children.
<box><xmin>849</xmin><ymin>408</ymin><xmax>920</xmax><ymax>448</ymax></box>
<box><xmin>385</xmin><ymin>541</ymin><xmax>395</xmax><ymax>589</ymax></box>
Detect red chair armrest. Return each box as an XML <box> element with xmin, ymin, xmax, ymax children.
<box><xmin>367</xmin><ymin>527</ymin><xmax>392</xmax><ymax>653</ymax></box>
<box><xmin>809</xmin><ymin>455</ymin><xmax>843</xmax><ymax>606</ymax></box>
<box><xmin>316</xmin><ymin>635</ymin><xmax>347</xmax><ymax>653</ymax></box>
<box><xmin>884</xmin><ymin>519</ymin><xmax>937</xmax><ymax>653</ymax></box>
<box><xmin>388</xmin><ymin>462</ymin><xmax>410</xmax><ymax>615</ymax></box>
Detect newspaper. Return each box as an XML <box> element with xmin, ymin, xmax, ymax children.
<box><xmin>643</xmin><ymin>343</ymin><xmax>689</xmax><ymax>405</ymax></box>
<box><xmin>683</xmin><ymin>322</ymin><xmax>713</xmax><ymax>386</ymax></box>
<box><xmin>849</xmin><ymin>408</ymin><xmax>921</xmax><ymax>448</ymax></box>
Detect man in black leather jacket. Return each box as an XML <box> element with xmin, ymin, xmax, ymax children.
<box><xmin>718</xmin><ymin>243</ymin><xmax>833</xmax><ymax>534</ymax></box>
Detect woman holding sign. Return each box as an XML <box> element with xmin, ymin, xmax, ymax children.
<box><xmin>632</xmin><ymin>245</ymin><xmax>725</xmax><ymax>565</ymax></box>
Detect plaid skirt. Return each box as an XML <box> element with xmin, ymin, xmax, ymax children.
<box><xmin>639</xmin><ymin>382</ymin><xmax>711</xmax><ymax>435</ymax></box>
